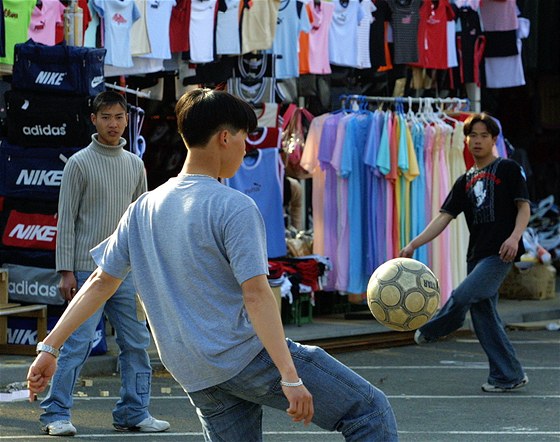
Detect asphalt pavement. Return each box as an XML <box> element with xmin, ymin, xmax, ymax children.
<box><xmin>0</xmin><ymin>329</ymin><xmax>558</xmax><ymax>441</ymax></box>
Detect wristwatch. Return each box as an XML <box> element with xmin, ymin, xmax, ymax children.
<box><xmin>36</xmin><ymin>342</ymin><xmax>60</xmax><ymax>358</ymax></box>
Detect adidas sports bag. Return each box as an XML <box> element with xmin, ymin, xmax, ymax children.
<box><xmin>12</xmin><ymin>39</ymin><xmax>106</xmax><ymax>96</ymax></box>
<box><xmin>5</xmin><ymin>90</ymin><xmax>94</xmax><ymax>147</ymax></box>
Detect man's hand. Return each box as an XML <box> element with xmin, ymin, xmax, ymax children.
<box><xmin>400</xmin><ymin>244</ymin><xmax>415</xmax><ymax>258</ymax></box>
<box><xmin>283</xmin><ymin>385</ymin><xmax>314</xmax><ymax>425</ymax></box>
<box><xmin>59</xmin><ymin>271</ymin><xmax>77</xmax><ymax>301</ymax></box>
<box><xmin>499</xmin><ymin>236</ymin><xmax>519</xmax><ymax>263</ymax></box>
<box><xmin>27</xmin><ymin>352</ymin><xmax>57</xmax><ymax>402</ymax></box>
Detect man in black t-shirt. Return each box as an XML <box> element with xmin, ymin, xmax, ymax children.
<box><xmin>400</xmin><ymin>113</ymin><xmax>531</xmax><ymax>393</ymax></box>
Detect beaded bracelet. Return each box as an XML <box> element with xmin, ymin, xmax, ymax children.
<box><xmin>280</xmin><ymin>378</ymin><xmax>303</xmax><ymax>387</ymax></box>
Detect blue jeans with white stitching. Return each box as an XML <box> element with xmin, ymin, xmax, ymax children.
<box><xmin>40</xmin><ymin>272</ymin><xmax>152</xmax><ymax>427</ymax></box>
<box><xmin>419</xmin><ymin>255</ymin><xmax>526</xmax><ymax>387</ymax></box>
<box><xmin>187</xmin><ymin>339</ymin><xmax>398</xmax><ymax>441</ymax></box>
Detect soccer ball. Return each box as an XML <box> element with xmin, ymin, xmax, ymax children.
<box><xmin>367</xmin><ymin>258</ymin><xmax>440</xmax><ymax>331</ymax></box>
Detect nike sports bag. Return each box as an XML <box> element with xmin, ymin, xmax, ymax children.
<box><xmin>0</xmin><ymin>139</ymin><xmax>82</xmax><ymax>200</ymax></box>
<box><xmin>12</xmin><ymin>39</ymin><xmax>106</xmax><ymax>96</ymax></box>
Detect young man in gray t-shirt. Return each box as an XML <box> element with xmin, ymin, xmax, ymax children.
<box><xmin>28</xmin><ymin>89</ymin><xmax>398</xmax><ymax>441</ymax></box>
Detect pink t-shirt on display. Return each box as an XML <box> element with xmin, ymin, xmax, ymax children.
<box><xmin>28</xmin><ymin>0</ymin><xmax>66</xmax><ymax>46</ymax></box>
<box><xmin>308</xmin><ymin>0</ymin><xmax>334</xmax><ymax>74</ymax></box>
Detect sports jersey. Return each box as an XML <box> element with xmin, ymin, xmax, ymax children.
<box><xmin>387</xmin><ymin>0</ymin><xmax>422</xmax><ymax>64</ymax></box>
<box><xmin>0</xmin><ymin>0</ymin><xmax>35</xmax><ymax>65</ymax></box>
<box><xmin>441</xmin><ymin>158</ymin><xmax>529</xmax><ymax>262</ymax></box>
<box><xmin>254</xmin><ymin>103</ymin><xmax>279</xmax><ymax>128</ymax></box>
<box><xmin>245</xmin><ymin>127</ymin><xmax>281</xmax><ymax>152</ymax></box>
<box><xmin>328</xmin><ymin>0</ymin><xmax>364</xmax><ymax>68</ymax></box>
<box><xmin>130</xmin><ymin>0</ymin><xmax>151</xmax><ymax>56</ymax></box>
<box><xmin>216</xmin><ymin>0</ymin><xmax>241</xmax><ymax>55</ymax></box>
<box><xmin>241</xmin><ymin>0</ymin><xmax>281</xmax><ymax>54</ymax></box>
<box><xmin>91</xmin><ymin>0</ymin><xmax>140</xmax><ymax>68</ymax></box>
<box><xmin>224</xmin><ymin>148</ymin><xmax>287</xmax><ymax>259</ymax></box>
<box><xmin>306</xmin><ymin>0</ymin><xmax>334</xmax><ymax>74</ymax></box>
<box><xmin>416</xmin><ymin>0</ymin><xmax>454</xmax><ymax>69</ymax></box>
<box><xmin>169</xmin><ymin>0</ymin><xmax>191</xmax><ymax>53</ymax></box>
<box><xmin>271</xmin><ymin>0</ymin><xmax>311</xmax><ymax>79</ymax></box>
<box><xmin>140</xmin><ymin>0</ymin><xmax>175</xmax><ymax>60</ymax></box>
<box><xmin>356</xmin><ymin>0</ymin><xmax>375</xmax><ymax>69</ymax></box>
<box><xmin>189</xmin><ymin>0</ymin><xmax>217</xmax><ymax>63</ymax></box>
<box><xmin>28</xmin><ymin>0</ymin><xmax>65</xmax><ymax>46</ymax></box>
<box><xmin>368</xmin><ymin>0</ymin><xmax>390</xmax><ymax>70</ymax></box>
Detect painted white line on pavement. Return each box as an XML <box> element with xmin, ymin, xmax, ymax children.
<box><xmin>3</xmin><ymin>430</ymin><xmax>560</xmax><ymax>439</ymax></box>
<box><xmin>457</xmin><ymin>339</ymin><xmax>560</xmax><ymax>344</ymax></box>
<box><xmin>398</xmin><ymin>430</ymin><xmax>560</xmax><ymax>435</ymax></box>
<box><xmin>349</xmin><ymin>365</ymin><xmax>559</xmax><ymax>370</ymax></box>
<box><xmin>387</xmin><ymin>394</ymin><xmax>560</xmax><ymax>399</ymax></box>
<box><xmin>57</xmin><ymin>393</ymin><xmax>560</xmax><ymax>402</ymax></box>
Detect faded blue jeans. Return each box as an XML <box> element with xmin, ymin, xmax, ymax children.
<box><xmin>40</xmin><ymin>272</ymin><xmax>152</xmax><ymax>428</ymax></box>
<box><xmin>419</xmin><ymin>255</ymin><xmax>526</xmax><ymax>387</ymax></box>
<box><xmin>187</xmin><ymin>339</ymin><xmax>398</xmax><ymax>441</ymax></box>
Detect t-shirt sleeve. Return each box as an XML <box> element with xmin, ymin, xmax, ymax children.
<box><xmin>90</xmin><ymin>206</ymin><xmax>133</xmax><ymax>280</ymax></box>
<box><xmin>507</xmin><ymin>160</ymin><xmax>530</xmax><ymax>202</ymax></box>
<box><xmin>440</xmin><ymin>175</ymin><xmax>466</xmax><ymax>218</ymax></box>
<box><xmin>224</xmin><ymin>202</ymin><xmax>269</xmax><ymax>285</ymax></box>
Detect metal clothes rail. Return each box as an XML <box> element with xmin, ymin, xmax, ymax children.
<box><xmin>104</xmin><ymin>82</ymin><xmax>151</xmax><ymax>99</ymax></box>
<box><xmin>340</xmin><ymin>94</ymin><xmax>471</xmax><ymax>111</ymax></box>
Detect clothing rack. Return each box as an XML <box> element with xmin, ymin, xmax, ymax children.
<box><xmin>340</xmin><ymin>94</ymin><xmax>470</xmax><ymax>111</ymax></box>
<box><xmin>104</xmin><ymin>82</ymin><xmax>151</xmax><ymax>99</ymax></box>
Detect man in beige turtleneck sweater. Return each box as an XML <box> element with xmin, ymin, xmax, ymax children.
<box><xmin>38</xmin><ymin>91</ymin><xmax>169</xmax><ymax>437</ymax></box>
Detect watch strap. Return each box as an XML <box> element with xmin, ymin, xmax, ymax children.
<box><xmin>36</xmin><ymin>341</ymin><xmax>60</xmax><ymax>358</ymax></box>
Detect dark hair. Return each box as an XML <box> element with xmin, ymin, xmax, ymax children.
<box><xmin>175</xmin><ymin>88</ymin><xmax>257</xmax><ymax>148</ymax></box>
<box><xmin>463</xmin><ymin>112</ymin><xmax>500</xmax><ymax>137</ymax></box>
<box><xmin>92</xmin><ymin>91</ymin><xmax>128</xmax><ymax>114</ymax></box>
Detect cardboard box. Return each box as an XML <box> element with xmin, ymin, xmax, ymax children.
<box><xmin>270</xmin><ymin>286</ymin><xmax>282</xmax><ymax>313</ymax></box>
<box><xmin>499</xmin><ymin>264</ymin><xmax>557</xmax><ymax>300</ymax></box>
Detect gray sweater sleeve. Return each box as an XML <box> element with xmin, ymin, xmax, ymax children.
<box><xmin>55</xmin><ymin>158</ymin><xmax>86</xmax><ymax>273</ymax></box>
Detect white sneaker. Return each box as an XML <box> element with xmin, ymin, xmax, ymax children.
<box><xmin>414</xmin><ymin>329</ymin><xmax>430</xmax><ymax>345</ymax></box>
<box><xmin>41</xmin><ymin>420</ymin><xmax>77</xmax><ymax>436</ymax></box>
<box><xmin>481</xmin><ymin>375</ymin><xmax>529</xmax><ymax>393</ymax></box>
<box><xmin>113</xmin><ymin>416</ymin><xmax>170</xmax><ymax>433</ymax></box>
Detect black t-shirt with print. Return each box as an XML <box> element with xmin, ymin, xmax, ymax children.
<box><xmin>441</xmin><ymin>158</ymin><xmax>529</xmax><ymax>262</ymax></box>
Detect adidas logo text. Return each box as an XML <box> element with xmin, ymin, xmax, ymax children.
<box><xmin>23</xmin><ymin>124</ymin><xmax>67</xmax><ymax>136</ymax></box>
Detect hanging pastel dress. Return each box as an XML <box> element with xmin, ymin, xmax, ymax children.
<box><xmin>341</xmin><ymin>111</ymin><xmax>374</xmax><ymax>294</ymax></box>
<box><xmin>410</xmin><ymin>121</ymin><xmax>428</xmax><ymax>264</ymax></box>
<box><xmin>332</xmin><ymin>114</ymin><xmax>353</xmax><ymax>292</ymax></box>
<box><xmin>376</xmin><ymin>111</ymin><xmax>394</xmax><ymax>260</ymax></box>
<box><xmin>300</xmin><ymin>114</ymin><xmax>330</xmax><ymax>256</ymax></box>
<box><xmin>447</xmin><ymin>121</ymin><xmax>469</xmax><ymax>288</ymax></box>
<box><xmin>364</xmin><ymin>110</ymin><xmax>386</xmax><ymax>273</ymax></box>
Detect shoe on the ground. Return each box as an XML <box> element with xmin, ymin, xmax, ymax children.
<box><xmin>414</xmin><ymin>329</ymin><xmax>431</xmax><ymax>345</ymax></box>
<box><xmin>41</xmin><ymin>420</ymin><xmax>77</xmax><ymax>436</ymax></box>
<box><xmin>113</xmin><ymin>416</ymin><xmax>170</xmax><ymax>433</ymax></box>
<box><xmin>481</xmin><ymin>375</ymin><xmax>529</xmax><ymax>393</ymax></box>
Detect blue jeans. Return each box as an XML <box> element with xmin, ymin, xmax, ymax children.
<box><xmin>187</xmin><ymin>339</ymin><xmax>398</xmax><ymax>442</ymax></box>
<box><xmin>419</xmin><ymin>255</ymin><xmax>525</xmax><ymax>387</ymax></box>
<box><xmin>40</xmin><ymin>272</ymin><xmax>152</xmax><ymax>427</ymax></box>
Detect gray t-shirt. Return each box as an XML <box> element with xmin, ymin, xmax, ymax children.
<box><xmin>92</xmin><ymin>175</ymin><xmax>268</xmax><ymax>392</ymax></box>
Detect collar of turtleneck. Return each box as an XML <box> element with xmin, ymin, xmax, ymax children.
<box><xmin>90</xmin><ymin>134</ymin><xmax>127</xmax><ymax>157</ymax></box>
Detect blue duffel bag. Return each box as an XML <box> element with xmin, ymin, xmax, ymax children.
<box><xmin>12</xmin><ymin>39</ymin><xmax>106</xmax><ymax>96</ymax></box>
